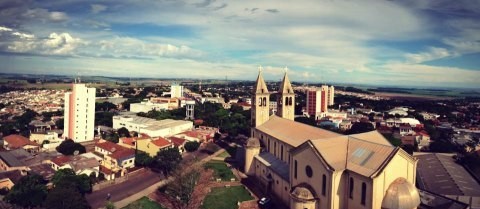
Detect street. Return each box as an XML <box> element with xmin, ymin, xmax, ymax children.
<box><xmin>86</xmin><ymin>169</ymin><xmax>163</xmax><ymax>209</ymax></box>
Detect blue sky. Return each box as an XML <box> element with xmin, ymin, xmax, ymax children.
<box><xmin>0</xmin><ymin>0</ymin><xmax>479</xmax><ymax>88</ymax></box>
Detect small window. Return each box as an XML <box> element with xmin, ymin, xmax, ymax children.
<box><xmin>361</xmin><ymin>182</ymin><xmax>367</xmax><ymax>205</ymax></box>
<box><xmin>305</xmin><ymin>166</ymin><xmax>313</xmax><ymax>178</ymax></box>
<box><xmin>349</xmin><ymin>177</ymin><xmax>354</xmax><ymax>199</ymax></box>
<box><xmin>322</xmin><ymin>175</ymin><xmax>327</xmax><ymax>196</ymax></box>
<box><xmin>294</xmin><ymin>160</ymin><xmax>298</xmax><ymax>179</ymax></box>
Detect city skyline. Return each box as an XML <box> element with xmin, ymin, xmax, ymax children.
<box><xmin>0</xmin><ymin>0</ymin><xmax>479</xmax><ymax>88</ymax></box>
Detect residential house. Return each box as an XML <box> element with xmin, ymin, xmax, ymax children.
<box><xmin>94</xmin><ymin>141</ymin><xmax>135</xmax><ymax>180</ymax></box>
<box><xmin>49</xmin><ymin>154</ymin><xmax>100</xmax><ymax>177</ymax></box>
<box><xmin>2</xmin><ymin>134</ymin><xmax>40</xmax><ymax>153</ymax></box>
<box><xmin>0</xmin><ymin>170</ymin><xmax>24</xmax><ymax>190</ymax></box>
<box><xmin>169</xmin><ymin>137</ymin><xmax>187</xmax><ymax>154</ymax></box>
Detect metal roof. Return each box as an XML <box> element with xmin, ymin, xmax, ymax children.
<box><xmin>255</xmin><ymin>152</ymin><xmax>289</xmax><ymax>181</ymax></box>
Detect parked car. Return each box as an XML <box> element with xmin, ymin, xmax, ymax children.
<box><xmin>258</xmin><ymin>197</ymin><xmax>272</xmax><ymax>209</ymax></box>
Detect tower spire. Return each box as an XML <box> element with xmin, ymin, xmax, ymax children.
<box><xmin>254</xmin><ymin>65</ymin><xmax>269</xmax><ymax>94</ymax></box>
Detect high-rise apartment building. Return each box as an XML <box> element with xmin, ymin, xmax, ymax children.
<box><xmin>170</xmin><ymin>83</ymin><xmax>184</xmax><ymax>98</ymax></box>
<box><xmin>64</xmin><ymin>83</ymin><xmax>95</xmax><ymax>142</ymax></box>
<box><xmin>306</xmin><ymin>85</ymin><xmax>334</xmax><ymax>118</ymax></box>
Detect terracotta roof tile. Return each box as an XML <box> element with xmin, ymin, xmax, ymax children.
<box><xmin>169</xmin><ymin>137</ymin><xmax>187</xmax><ymax>147</ymax></box>
<box><xmin>96</xmin><ymin>141</ymin><xmax>135</xmax><ymax>160</ymax></box>
<box><xmin>51</xmin><ymin>155</ymin><xmax>72</xmax><ymax>166</ymax></box>
<box><xmin>3</xmin><ymin>134</ymin><xmax>39</xmax><ymax>149</ymax></box>
<box><xmin>151</xmin><ymin>137</ymin><xmax>171</xmax><ymax>148</ymax></box>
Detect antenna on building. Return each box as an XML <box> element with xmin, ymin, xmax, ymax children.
<box><xmin>199</xmin><ymin>80</ymin><xmax>202</xmax><ymax>92</ymax></box>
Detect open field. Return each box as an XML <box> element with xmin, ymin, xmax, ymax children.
<box><xmin>373</xmin><ymin>92</ymin><xmax>456</xmax><ymax>101</ymax></box>
<box><xmin>204</xmin><ymin>160</ymin><xmax>236</xmax><ymax>181</ymax></box>
<box><xmin>121</xmin><ymin>196</ymin><xmax>166</xmax><ymax>209</ymax></box>
<box><xmin>201</xmin><ymin>186</ymin><xmax>254</xmax><ymax>209</ymax></box>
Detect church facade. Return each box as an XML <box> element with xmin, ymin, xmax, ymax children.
<box><xmin>244</xmin><ymin>69</ymin><xmax>421</xmax><ymax>209</ymax></box>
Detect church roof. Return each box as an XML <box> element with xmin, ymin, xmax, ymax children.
<box><xmin>254</xmin><ymin>69</ymin><xmax>269</xmax><ymax>94</ymax></box>
<box><xmin>278</xmin><ymin>71</ymin><xmax>294</xmax><ymax>94</ymax></box>
<box><xmin>256</xmin><ymin>115</ymin><xmax>341</xmax><ymax>147</ymax></box>
<box><xmin>308</xmin><ymin>133</ymin><xmax>397</xmax><ymax>177</ymax></box>
<box><xmin>256</xmin><ymin>115</ymin><xmax>404</xmax><ymax>177</ymax></box>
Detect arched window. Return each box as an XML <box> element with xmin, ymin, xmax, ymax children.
<box><xmin>349</xmin><ymin>177</ymin><xmax>354</xmax><ymax>199</ymax></box>
<box><xmin>258</xmin><ymin>97</ymin><xmax>263</xmax><ymax>106</ymax></box>
<box><xmin>280</xmin><ymin>145</ymin><xmax>284</xmax><ymax>161</ymax></box>
<box><xmin>268</xmin><ymin>138</ymin><xmax>270</xmax><ymax>151</ymax></box>
<box><xmin>322</xmin><ymin>174</ymin><xmax>327</xmax><ymax>196</ymax></box>
<box><xmin>274</xmin><ymin>141</ymin><xmax>277</xmax><ymax>156</ymax></box>
<box><xmin>294</xmin><ymin>160</ymin><xmax>298</xmax><ymax>179</ymax></box>
<box><xmin>262</xmin><ymin>97</ymin><xmax>266</xmax><ymax>107</ymax></box>
<box><xmin>361</xmin><ymin>182</ymin><xmax>367</xmax><ymax>205</ymax></box>
<box><xmin>289</xmin><ymin>97</ymin><xmax>293</xmax><ymax>105</ymax></box>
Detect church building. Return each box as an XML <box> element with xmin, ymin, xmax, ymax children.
<box><xmin>244</xmin><ymin>67</ymin><xmax>421</xmax><ymax>209</ymax></box>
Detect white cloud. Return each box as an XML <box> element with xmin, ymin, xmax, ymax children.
<box><xmin>0</xmin><ymin>26</ymin><xmax>13</xmax><ymax>32</ymax></box>
<box><xmin>43</xmin><ymin>33</ymin><xmax>83</xmax><ymax>55</ymax></box>
<box><xmin>12</xmin><ymin>32</ymin><xmax>34</xmax><ymax>39</ymax></box>
<box><xmin>23</xmin><ymin>9</ymin><xmax>68</xmax><ymax>22</ymax></box>
<box><xmin>97</xmin><ymin>36</ymin><xmax>203</xmax><ymax>59</ymax></box>
<box><xmin>91</xmin><ymin>4</ymin><xmax>107</xmax><ymax>14</ymax></box>
<box><xmin>49</xmin><ymin>11</ymin><xmax>68</xmax><ymax>22</ymax></box>
<box><xmin>405</xmin><ymin>47</ymin><xmax>456</xmax><ymax>63</ymax></box>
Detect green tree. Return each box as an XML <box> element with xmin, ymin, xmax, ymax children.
<box><xmin>135</xmin><ymin>151</ymin><xmax>154</xmax><ymax>166</ymax></box>
<box><xmin>44</xmin><ymin>184</ymin><xmax>90</xmax><ymax>209</ymax></box>
<box><xmin>52</xmin><ymin>169</ymin><xmax>91</xmax><ymax>194</ymax></box>
<box><xmin>95</xmin><ymin>102</ymin><xmax>117</xmax><ymax>112</ymax></box>
<box><xmin>117</xmin><ymin>127</ymin><xmax>131</xmax><ymax>137</ymax></box>
<box><xmin>5</xmin><ymin>174</ymin><xmax>47</xmax><ymax>208</ymax></box>
<box><xmin>347</xmin><ymin>122</ymin><xmax>375</xmax><ymax>134</ymax></box>
<box><xmin>56</xmin><ymin>139</ymin><xmax>86</xmax><ymax>155</ymax></box>
<box><xmin>55</xmin><ymin>118</ymin><xmax>64</xmax><ymax>129</ymax></box>
<box><xmin>184</xmin><ymin>141</ymin><xmax>201</xmax><ymax>152</ymax></box>
<box><xmin>160</xmin><ymin>169</ymin><xmax>200</xmax><ymax>207</ymax></box>
<box><xmin>153</xmin><ymin>147</ymin><xmax>182</xmax><ymax>176</ymax></box>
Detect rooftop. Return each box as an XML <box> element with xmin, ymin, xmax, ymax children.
<box><xmin>415</xmin><ymin>153</ymin><xmax>480</xmax><ymax>196</ymax></box>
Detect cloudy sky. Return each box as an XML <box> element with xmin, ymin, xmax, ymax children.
<box><xmin>0</xmin><ymin>0</ymin><xmax>479</xmax><ymax>88</ymax></box>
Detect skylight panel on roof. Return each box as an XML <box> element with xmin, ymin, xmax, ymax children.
<box><xmin>349</xmin><ymin>148</ymin><xmax>374</xmax><ymax>166</ymax></box>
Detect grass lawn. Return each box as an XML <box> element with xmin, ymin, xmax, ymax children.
<box><xmin>201</xmin><ymin>186</ymin><xmax>254</xmax><ymax>209</ymax></box>
<box><xmin>121</xmin><ymin>197</ymin><xmax>166</xmax><ymax>209</ymax></box>
<box><xmin>217</xmin><ymin>151</ymin><xmax>231</xmax><ymax>158</ymax></box>
<box><xmin>204</xmin><ymin>160</ymin><xmax>236</xmax><ymax>181</ymax></box>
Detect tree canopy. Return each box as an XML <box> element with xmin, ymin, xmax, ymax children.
<box><xmin>4</xmin><ymin>174</ymin><xmax>47</xmax><ymax>208</ymax></box>
<box><xmin>44</xmin><ymin>183</ymin><xmax>90</xmax><ymax>209</ymax></box>
<box><xmin>153</xmin><ymin>147</ymin><xmax>182</xmax><ymax>176</ymax></box>
<box><xmin>51</xmin><ymin>169</ymin><xmax>92</xmax><ymax>194</ymax></box>
<box><xmin>56</xmin><ymin>139</ymin><xmax>86</xmax><ymax>155</ymax></box>
<box><xmin>184</xmin><ymin>141</ymin><xmax>200</xmax><ymax>152</ymax></box>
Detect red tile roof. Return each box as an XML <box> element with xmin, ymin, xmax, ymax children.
<box><xmin>169</xmin><ymin>137</ymin><xmax>187</xmax><ymax>147</ymax></box>
<box><xmin>151</xmin><ymin>137</ymin><xmax>172</xmax><ymax>148</ymax></box>
<box><xmin>120</xmin><ymin>137</ymin><xmax>136</xmax><ymax>146</ymax></box>
<box><xmin>417</xmin><ymin>130</ymin><xmax>430</xmax><ymax>137</ymax></box>
<box><xmin>96</xmin><ymin>141</ymin><xmax>135</xmax><ymax>160</ymax></box>
<box><xmin>99</xmin><ymin>165</ymin><xmax>114</xmax><ymax>175</ymax></box>
<box><xmin>109</xmin><ymin>149</ymin><xmax>135</xmax><ymax>160</ymax></box>
<box><xmin>3</xmin><ymin>134</ymin><xmax>39</xmax><ymax>149</ymax></box>
<box><xmin>51</xmin><ymin>155</ymin><xmax>72</xmax><ymax>166</ymax></box>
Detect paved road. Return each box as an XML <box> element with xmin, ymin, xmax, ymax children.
<box><xmin>86</xmin><ymin>170</ymin><xmax>163</xmax><ymax>209</ymax></box>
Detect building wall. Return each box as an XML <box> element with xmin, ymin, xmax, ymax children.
<box><xmin>64</xmin><ymin>84</ymin><xmax>95</xmax><ymax>142</ymax></box>
<box><xmin>171</xmin><ymin>84</ymin><xmax>184</xmax><ymax>98</ymax></box>
<box><xmin>136</xmin><ymin>139</ymin><xmax>173</xmax><ymax>157</ymax></box>
<box><xmin>0</xmin><ymin>159</ymin><xmax>28</xmax><ymax>172</ymax></box>
<box><xmin>0</xmin><ymin>179</ymin><xmax>14</xmax><ymax>190</ymax></box>
<box><xmin>290</xmin><ymin>145</ymin><xmax>332</xmax><ymax>209</ymax></box>
<box><xmin>252</xmin><ymin>93</ymin><xmax>270</xmax><ymax>127</ymax></box>
<box><xmin>30</xmin><ymin>132</ymin><xmax>58</xmax><ymax>145</ymax></box>
<box><xmin>130</xmin><ymin>102</ymin><xmax>168</xmax><ymax>113</ymax></box>
<box><xmin>253</xmin><ymin>158</ymin><xmax>290</xmax><ymax>206</ymax></box>
<box><xmin>113</xmin><ymin>117</ymin><xmax>193</xmax><ymax>138</ymax></box>
<box><xmin>255</xmin><ymin>130</ymin><xmax>294</xmax><ymax>165</ymax></box>
<box><xmin>372</xmin><ymin>150</ymin><xmax>417</xmax><ymax>209</ymax></box>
